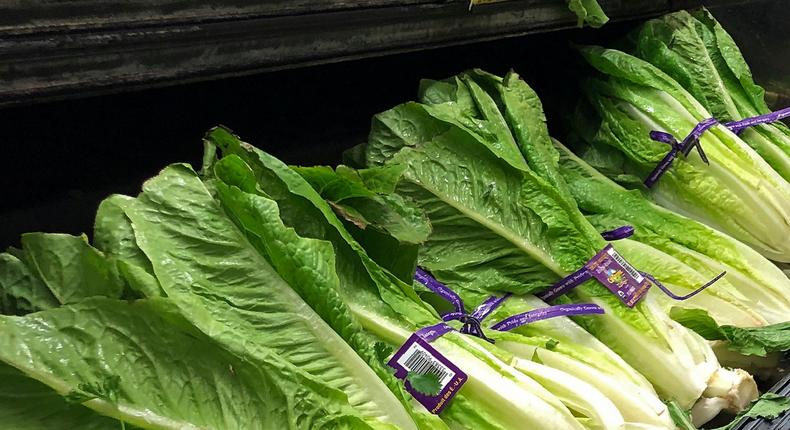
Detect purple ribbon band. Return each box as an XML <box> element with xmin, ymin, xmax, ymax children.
<box><xmin>537</xmin><ymin>266</ymin><xmax>591</xmax><ymax>302</ymax></box>
<box><xmin>415</xmin><ymin>322</ymin><xmax>454</xmax><ymax>342</ymax></box>
<box><xmin>413</xmin><ymin>269</ymin><xmax>602</xmax><ymax>342</ymax></box>
<box><xmin>491</xmin><ymin>304</ymin><xmax>604</xmax><ymax>332</ymax></box>
<box><xmin>601</xmin><ymin>225</ymin><xmax>635</xmax><ymax>241</ymax></box>
<box><xmin>645</xmin><ymin>106</ymin><xmax>789</xmax><ymax>187</ymax></box>
<box><xmin>414</xmin><ymin>267</ymin><xmax>498</xmax><ymax>343</ymax></box>
<box><xmin>414</xmin><ymin>268</ymin><xmax>464</xmax><ymax>312</ymax></box>
<box><xmin>725</xmin><ymin>106</ymin><xmax>790</xmax><ymax>135</ymax></box>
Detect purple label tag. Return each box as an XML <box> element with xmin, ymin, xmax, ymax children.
<box><xmin>388</xmin><ymin>334</ymin><xmax>467</xmax><ymax>414</ymax></box>
<box><xmin>585</xmin><ymin>245</ymin><xmax>650</xmax><ymax>308</ymax></box>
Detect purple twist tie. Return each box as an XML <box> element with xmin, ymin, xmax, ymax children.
<box><xmin>641</xmin><ymin>271</ymin><xmax>726</xmax><ymax>301</ymax></box>
<box><xmin>680</xmin><ymin>117</ymin><xmax>719</xmax><ymax>159</ymax></box>
<box><xmin>414</xmin><ymin>268</ymin><xmax>506</xmax><ymax>343</ymax></box>
<box><xmin>601</xmin><ymin>225</ymin><xmax>634</xmax><ymax>241</ymax></box>
<box><xmin>645</xmin><ymin>106</ymin><xmax>789</xmax><ymax>187</ymax></box>
<box><xmin>415</xmin><ymin>269</ymin><xmax>607</xmax><ymax>337</ymax></box>
<box><xmin>471</xmin><ymin>294</ymin><xmax>511</xmax><ymax>321</ymax></box>
<box><xmin>645</xmin><ymin>118</ymin><xmax>717</xmax><ymax>188</ymax></box>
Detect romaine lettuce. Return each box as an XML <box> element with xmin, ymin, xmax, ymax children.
<box><xmin>205</xmin><ymin>127</ymin><xmax>596</xmax><ymax>430</ymax></box>
<box><xmin>555</xmin><ymin>139</ymin><xmax>790</xmax><ymax>327</ymax></box>
<box><xmin>0</xmin><ymin>363</ymin><xmax>124</xmax><ymax>430</ymax></box>
<box><xmin>361</xmin><ymin>69</ymin><xmax>757</xmax><ymax>416</ymax></box>
<box><xmin>633</xmin><ymin>9</ymin><xmax>790</xmax><ymax>181</ymax></box>
<box><xmin>573</xmin><ymin>46</ymin><xmax>790</xmax><ymax>262</ymax></box>
<box><xmin>294</xmin><ymin>157</ymin><xmax>675</xmax><ymax>428</ymax></box>
<box><xmin>102</xmin><ymin>163</ymin><xmax>423</xmax><ymax>429</ymax></box>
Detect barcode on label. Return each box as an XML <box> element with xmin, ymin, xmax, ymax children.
<box><xmin>397</xmin><ymin>344</ymin><xmax>454</xmax><ymax>387</ymax></box>
<box><xmin>607</xmin><ymin>248</ymin><xmax>644</xmax><ymax>283</ymax></box>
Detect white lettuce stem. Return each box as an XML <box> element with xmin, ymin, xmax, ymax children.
<box><xmin>690</xmin><ymin>367</ymin><xmax>759</xmax><ymax>426</ymax></box>
<box><xmin>690</xmin><ymin>397</ymin><xmax>730</xmax><ymax>427</ymax></box>
<box><xmin>350</xmin><ymin>305</ymin><xmax>584</xmax><ymax>430</ymax></box>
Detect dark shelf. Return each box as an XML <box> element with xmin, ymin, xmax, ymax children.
<box><xmin>0</xmin><ymin>0</ymin><xmax>780</xmax><ymax>247</ymax></box>
<box><xmin>0</xmin><ymin>0</ymin><xmax>750</xmax><ymax>107</ymax></box>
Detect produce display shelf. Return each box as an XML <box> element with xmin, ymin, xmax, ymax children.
<box><xmin>0</xmin><ymin>0</ymin><xmax>752</xmax><ymax>107</ymax></box>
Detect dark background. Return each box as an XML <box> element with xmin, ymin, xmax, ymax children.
<box><xmin>0</xmin><ymin>2</ymin><xmax>785</xmax><ymax>247</ymax></box>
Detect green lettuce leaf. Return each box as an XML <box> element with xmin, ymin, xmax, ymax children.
<box><xmin>0</xmin><ymin>298</ymin><xmax>377</xmax><ymax>430</ymax></box>
<box><xmin>0</xmin><ymin>363</ymin><xmax>124</xmax><ymax>430</ymax></box>
<box><xmin>18</xmin><ymin>233</ymin><xmax>124</xmax><ymax>303</ymax></box>
<box><xmin>205</xmin><ymin>128</ymin><xmax>588</xmax><ymax>430</ymax></box>
<box><xmin>0</xmin><ymin>251</ymin><xmax>58</xmax><ymax>314</ymax></box>
<box><xmin>712</xmin><ymin>393</ymin><xmax>790</xmax><ymax>430</ymax></box>
<box><xmin>555</xmin><ymin>139</ymin><xmax>790</xmax><ymax>326</ymax></box>
<box><xmin>93</xmin><ymin>195</ymin><xmax>164</xmax><ymax>298</ymax></box>
<box><xmin>670</xmin><ymin>308</ymin><xmax>790</xmax><ymax>357</ymax></box>
<box><xmin>293</xmin><ymin>165</ymin><xmax>430</xmax><ymax>245</ymax></box>
<box><xmin>665</xmin><ymin>400</ymin><xmax>697</xmax><ymax>430</ymax></box>
<box><xmin>293</xmin><ymin>164</ymin><xmax>431</xmax><ymax>282</ymax></box>
<box><xmin>112</xmin><ymin>162</ymin><xmax>418</xmax><ymax>429</ymax></box>
<box><xmin>574</xmin><ymin>45</ymin><xmax>790</xmax><ymax>262</ymax></box>
<box><xmin>1</xmin><ymin>232</ymin><xmax>126</xmax><ymax>316</ymax></box>
<box><xmin>634</xmin><ymin>9</ymin><xmax>790</xmax><ymax>181</ymax></box>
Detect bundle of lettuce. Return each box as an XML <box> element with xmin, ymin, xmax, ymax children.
<box><xmin>206</xmin><ymin>129</ymin><xmax>673</xmax><ymax>430</ymax></box>
<box><xmin>0</xmin><ymin>126</ymin><xmax>685</xmax><ymax>429</ymax></box>
<box><xmin>341</xmin><ymin>130</ymin><xmax>790</xmax><ymax>372</ymax></box>
<box><xmin>632</xmin><ymin>9</ymin><xmax>790</xmax><ymax>183</ymax></box>
<box><xmin>555</xmin><ymin>140</ymin><xmax>790</xmax><ymax>370</ymax></box>
<box><xmin>295</xmin><ymin>165</ymin><xmax>674</xmax><ymax>428</ymax></box>
<box><xmin>0</xmin><ymin>171</ymin><xmax>436</xmax><ymax>428</ymax></box>
<box><xmin>570</xmin><ymin>44</ymin><xmax>790</xmax><ymax>262</ymax></box>
<box><xmin>354</xmin><ymin>68</ymin><xmax>760</xmax><ymax>422</ymax></box>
